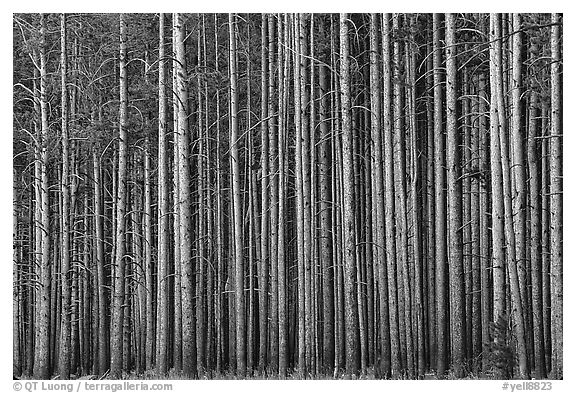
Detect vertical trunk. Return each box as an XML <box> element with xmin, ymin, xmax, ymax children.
<box><xmin>34</xmin><ymin>13</ymin><xmax>52</xmax><ymax>380</ymax></box>
<box><xmin>527</xmin><ymin>58</ymin><xmax>545</xmax><ymax>378</ymax></box>
<box><xmin>213</xmin><ymin>13</ymin><xmax>225</xmax><ymax>374</ymax></box>
<box><xmin>259</xmin><ymin>14</ymin><xmax>270</xmax><ymax>371</ymax></box>
<box><xmin>339</xmin><ymin>13</ymin><xmax>360</xmax><ymax>377</ymax></box>
<box><xmin>58</xmin><ymin>13</ymin><xmax>72</xmax><ymax>380</ymax></box>
<box><xmin>292</xmin><ymin>13</ymin><xmax>306</xmax><ymax>376</ymax></box>
<box><xmin>541</xmin><ymin>99</ymin><xmax>551</xmax><ymax>373</ymax></box>
<box><xmin>478</xmin><ymin>70</ymin><xmax>492</xmax><ymax>372</ymax></box>
<box><xmin>268</xmin><ymin>14</ymin><xmax>280</xmax><ymax>373</ymax></box>
<box><xmin>143</xmin><ymin>52</ymin><xmax>155</xmax><ymax>373</ymax></box>
<box><xmin>424</xmin><ymin>35</ymin><xmax>436</xmax><ymax>372</ymax></box>
<box><xmin>246</xmin><ymin>40</ymin><xmax>256</xmax><ymax>373</ymax></box>
<box><xmin>549</xmin><ymin>12</ymin><xmax>563</xmax><ymax>380</ymax></box>
<box><xmin>156</xmin><ymin>12</ymin><xmax>169</xmax><ymax>376</ymax></box>
<box><xmin>196</xmin><ymin>19</ymin><xmax>207</xmax><ymax>373</ymax></box>
<box><xmin>172</xmin><ymin>19</ymin><xmax>183</xmax><ymax>370</ymax></box>
<box><xmin>318</xmin><ymin>51</ymin><xmax>335</xmax><ymax>373</ymax></box>
<box><xmin>110</xmin><ymin>13</ymin><xmax>128</xmax><ymax>379</ymax></box>
<box><xmin>489</xmin><ymin>15</ymin><xmax>507</xmax><ymax>379</ymax></box>
<box><xmin>462</xmin><ymin>47</ymin><xmax>473</xmax><ymax>363</ymax></box>
<box><xmin>370</xmin><ymin>14</ymin><xmax>390</xmax><ymax>377</ymax></box>
<box><xmin>432</xmin><ymin>13</ymin><xmax>448</xmax><ymax>378</ymax></box>
<box><xmin>405</xmin><ymin>24</ymin><xmax>425</xmax><ymax>377</ymax></box>
<box><xmin>382</xmin><ymin>13</ymin><xmax>401</xmax><ymax>377</ymax></box>
<box><xmin>495</xmin><ymin>13</ymin><xmax>529</xmax><ymax>379</ymax></box>
<box><xmin>173</xmin><ymin>12</ymin><xmax>197</xmax><ymax>378</ymax></box>
<box><xmin>92</xmin><ymin>151</ymin><xmax>108</xmax><ymax>375</ymax></box>
<box><xmin>202</xmin><ymin>15</ymin><xmax>214</xmax><ymax>370</ymax></box>
<box><xmin>13</xmin><ymin>174</ymin><xmax>21</xmax><ymax>377</ymax></box>
<box><xmin>299</xmin><ymin>14</ymin><xmax>314</xmax><ymax>376</ymax></box>
<box><xmin>445</xmin><ymin>13</ymin><xmax>466</xmax><ymax>379</ymax></box>
<box><xmin>511</xmin><ymin>16</ymin><xmax>530</xmax><ymax>373</ymax></box>
<box><xmin>277</xmin><ymin>14</ymin><xmax>289</xmax><ymax>377</ymax></box>
<box><xmin>229</xmin><ymin>13</ymin><xmax>246</xmax><ymax>377</ymax></box>
<box><xmin>470</xmin><ymin>68</ymin><xmax>482</xmax><ymax>363</ymax></box>
<box><xmin>31</xmin><ymin>61</ymin><xmax>41</xmax><ymax>378</ymax></box>
<box><xmin>392</xmin><ymin>14</ymin><xmax>413</xmax><ymax>377</ymax></box>
<box><xmin>81</xmin><ymin>193</ymin><xmax>91</xmax><ymax>375</ymax></box>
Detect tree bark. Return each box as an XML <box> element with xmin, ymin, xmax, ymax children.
<box><xmin>259</xmin><ymin>14</ymin><xmax>270</xmax><ymax>371</ymax></box>
<box><xmin>33</xmin><ymin>14</ymin><xmax>52</xmax><ymax>380</ymax></box>
<box><xmin>381</xmin><ymin>13</ymin><xmax>401</xmax><ymax>378</ymax></box>
<box><xmin>58</xmin><ymin>12</ymin><xmax>72</xmax><ymax>380</ymax></box>
<box><xmin>445</xmin><ymin>13</ymin><xmax>466</xmax><ymax>379</ymax></box>
<box><xmin>432</xmin><ymin>13</ymin><xmax>448</xmax><ymax>378</ymax></box>
<box><xmin>339</xmin><ymin>13</ymin><xmax>360</xmax><ymax>377</ymax></box>
<box><xmin>229</xmin><ymin>13</ymin><xmax>246</xmax><ymax>377</ymax></box>
<box><xmin>173</xmin><ymin>12</ymin><xmax>197</xmax><ymax>378</ymax></box>
<box><xmin>110</xmin><ymin>13</ymin><xmax>128</xmax><ymax>379</ymax></box>
<box><xmin>489</xmin><ymin>15</ymin><xmax>508</xmax><ymax>379</ymax></box>
<box><xmin>156</xmin><ymin>12</ymin><xmax>169</xmax><ymax>376</ymax></box>
<box><xmin>549</xmin><ymin>12</ymin><xmax>563</xmax><ymax>380</ymax></box>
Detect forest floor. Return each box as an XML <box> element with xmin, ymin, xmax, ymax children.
<box><xmin>15</xmin><ymin>371</ymin><xmax>506</xmax><ymax>380</ymax></box>
<box><xmin>91</xmin><ymin>368</ymin><xmax>494</xmax><ymax>380</ymax></box>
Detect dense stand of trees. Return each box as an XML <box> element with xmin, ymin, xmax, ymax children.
<box><xmin>12</xmin><ymin>13</ymin><xmax>562</xmax><ymax>380</ymax></box>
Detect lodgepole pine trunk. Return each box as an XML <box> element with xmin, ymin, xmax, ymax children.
<box><xmin>339</xmin><ymin>13</ymin><xmax>360</xmax><ymax>377</ymax></box>
<box><xmin>445</xmin><ymin>13</ymin><xmax>466</xmax><ymax>379</ymax></box>
<box><xmin>156</xmin><ymin>12</ymin><xmax>170</xmax><ymax>376</ymax></box>
<box><xmin>110</xmin><ymin>13</ymin><xmax>128</xmax><ymax>379</ymax></box>
<box><xmin>549</xmin><ymin>12</ymin><xmax>563</xmax><ymax>380</ymax></box>
<box><xmin>58</xmin><ymin>12</ymin><xmax>72</xmax><ymax>380</ymax></box>
<box><xmin>173</xmin><ymin>12</ymin><xmax>197</xmax><ymax>378</ymax></box>
<box><xmin>228</xmin><ymin>13</ymin><xmax>246</xmax><ymax>377</ymax></box>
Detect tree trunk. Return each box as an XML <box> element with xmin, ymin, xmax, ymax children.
<box><xmin>495</xmin><ymin>13</ymin><xmax>529</xmax><ymax>379</ymax></box>
<box><xmin>277</xmin><ymin>14</ymin><xmax>289</xmax><ymax>377</ymax></box>
<box><xmin>173</xmin><ymin>12</ymin><xmax>197</xmax><ymax>378</ymax></box>
<box><xmin>382</xmin><ymin>13</ymin><xmax>401</xmax><ymax>378</ymax></box>
<box><xmin>268</xmin><ymin>14</ymin><xmax>280</xmax><ymax>373</ymax></box>
<box><xmin>445</xmin><ymin>13</ymin><xmax>466</xmax><ymax>379</ymax></box>
<box><xmin>339</xmin><ymin>13</ymin><xmax>360</xmax><ymax>377</ymax></box>
<box><xmin>319</xmin><ymin>47</ymin><xmax>335</xmax><ymax>374</ymax></box>
<box><xmin>549</xmin><ymin>12</ymin><xmax>563</xmax><ymax>380</ymax></box>
<box><xmin>156</xmin><ymin>12</ymin><xmax>169</xmax><ymax>376</ymax></box>
<box><xmin>110</xmin><ymin>13</ymin><xmax>128</xmax><ymax>379</ymax></box>
<box><xmin>229</xmin><ymin>13</ymin><xmax>246</xmax><ymax>377</ymax></box>
<box><xmin>259</xmin><ymin>14</ymin><xmax>270</xmax><ymax>371</ymax></box>
<box><xmin>489</xmin><ymin>14</ymin><xmax>507</xmax><ymax>379</ymax></box>
<box><xmin>58</xmin><ymin>12</ymin><xmax>72</xmax><ymax>380</ymax></box>
<box><xmin>527</xmin><ymin>58</ymin><xmax>545</xmax><ymax>378</ymax></box>
<box><xmin>432</xmin><ymin>13</ymin><xmax>448</xmax><ymax>378</ymax></box>
<box><xmin>511</xmin><ymin>16</ymin><xmax>530</xmax><ymax>374</ymax></box>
